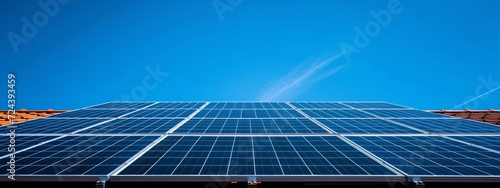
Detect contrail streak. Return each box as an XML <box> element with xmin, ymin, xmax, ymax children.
<box><xmin>259</xmin><ymin>52</ymin><xmax>346</xmax><ymax>101</ymax></box>
<box><xmin>452</xmin><ymin>86</ymin><xmax>500</xmax><ymax>109</ymax></box>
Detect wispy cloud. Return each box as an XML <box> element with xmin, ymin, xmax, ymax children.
<box><xmin>258</xmin><ymin>52</ymin><xmax>346</xmax><ymax>101</ymax></box>
<box><xmin>452</xmin><ymin>86</ymin><xmax>500</xmax><ymax>109</ymax></box>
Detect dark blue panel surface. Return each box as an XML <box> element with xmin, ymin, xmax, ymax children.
<box><xmin>87</xmin><ymin>102</ymin><xmax>155</xmax><ymax>109</ymax></box>
<box><xmin>342</xmin><ymin>102</ymin><xmax>407</xmax><ymax>109</ymax></box>
<box><xmin>363</xmin><ymin>110</ymin><xmax>450</xmax><ymax>118</ymax></box>
<box><xmin>124</xmin><ymin>109</ymin><xmax>196</xmax><ymax>118</ymax></box>
<box><xmin>393</xmin><ymin>119</ymin><xmax>500</xmax><ymax>134</ymax></box>
<box><xmin>51</xmin><ymin>109</ymin><xmax>136</xmax><ymax>118</ymax></box>
<box><xmin>78</xmin><ymin>118</ymin><xmax>182</xmax><ymax>134</ymax></box>
<box><xmin>5</xmin><ymin>101</ymin><xmax>494</xmax><ymax>181</ymax></box>
<box><xmin>148</xmin><ymin>102</ymin><xmax>204</xmax><ymax>109</ymax></box>
<box><xmin>0</xmin><ymin>136</ymin><xmax>57</xmax><ymax>157</ymax></box>
<box><xmin>119</xmin><ymin>136</ymin><xmax>396</xmax><ymax>176</ymax></box>
<box><xmin>301</xmin><ymin>110</ymin><xmax>374</xmax><ymax>118</ymax></box>
<box><xmin>290</xmin><ymin>102</ymin><xmax>348</xmax><ymax>109</ymax></box>
<box><xmin>348</xmin><ymin>136</ymin><xmax>500</xmax><ymax>176</ymax></box>
<box><xmin>316</xmin><ymin>119</ymin><xmax>422</xmax><ymax>134</ymax></box>
<box><xmin>194</xmin><ymin>109</ymin><xmax>305</xmax><ymax>118</ymax></box>
<box><xmin>204</xmin><ymin>102</ymin><xmax>291</xmax><ymax>109</ymax></box>
<box><xmin>450</xmin><ymin>136</ymin><xmax>500</xmax><ymax>152</ymax></box>
<box><xmin>0</xmin><ymin>136</ymin><xmax>158</xmax><ymax>176</ymax></box>
<box><xmin>174</xmin><ymin>118</ymin><xmax>327</xmax><ymax>134</ymax></box>
<box><xmin>0</xmin><ymin>118</ymin><xmax>109</xmax><ymax>134</ymax></box>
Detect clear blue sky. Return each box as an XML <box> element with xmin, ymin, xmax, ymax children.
<box><xmin>1</xmin><ymin>0</ymin><xmax>499</xmax><ymax>110</ymax></box>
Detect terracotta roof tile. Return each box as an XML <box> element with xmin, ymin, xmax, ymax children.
<box><xmin>0</xmin><ymin>109</ymin><xmax>67</xmax><ymax>126</ymax></box>
<box><xmin>432</xmin><ymin>110</ymin><xmax>500</xmax><ymax>125</ymax></box>
<box><xmin>3</xmin><ymin>109</ymin><xmax>499</xmax><ymax>126</ymax></box>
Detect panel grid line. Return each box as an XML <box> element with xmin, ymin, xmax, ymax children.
<box><xmin>267</xmin><ymin>137</ymin><xmax>285</xmax><ymax>175</ymax></box>
<box><xmin>302</xmin><ymin>137</ymin><xmax>341</xmax><ymax>174</ymax></box>
<box><xmin>443</xmin><ymin>136</ymin><xmax>500</xmax><ymax>155</ymax></box>
<box><xmin>0</xmin><ymin>136</ymin><xmax>66</xmax><ymax>159</ymax></box>
<box><xmin>337</xmin><ymin>136</ymin><xmax>406</xmax><ymax>176</ymax></box>
<box><xmin>197</xmin><ymin>137</ymin><xmax>220</xmax><ymax>175</ymax></box>
<box><xmin>368</xmin><ymin>136</ymin><xmax>458</xmax><ymax>176</ymax></box>
<box><xmin>140</xmin><ymin>136</ymin><xmax>185</xmax><ymax>175</ymax></box>
<box><xmin>53</xmin><ymin>136</ymin><xmax>135</xmax><ymax>175</ymax></box>
<box><xmin>110</xmin><ymin>135</ymin><xmax>168</xmax><ymax>176</ymax></box>
<box><xmin>341</xmin><ymin>104</ymin><xmax>431</xmax><ymax>134</ymax></box>
<box><xmin>283</xmin><ymin>137</ymin><xmax>314</xmax><ymax>175</ymax></box>
<box><xmin>4</xmin><ymin>101</ymin><xmax>500</xmax><ymax>183</ymax></box>
<box><xmin>170</xmin><ymin>136</ymin><xmax>203</xmax><ymax>175</ymax></box>
<box><xmin>286</xmin><ymin>102</ymin><xmax>335</xmax><ymax>134</ymax></box>
<box><xmin>71</xmin><ymin>102</ymin><xmax>160</xmax><ymax>134</ymax></box>
<box><xmin>225</xmin><ymin>137</ymin><xmax>237</xmax><ymax>175</ymax></box>
<box><xmin>251</xmin><ymin>137</ymin><xmax>256</xmax><ymax>175</ymax></box>
<box><xmin>167</xmin><ymin>102</ymin><xmax>210</xmax><ymax>134</ymax></box>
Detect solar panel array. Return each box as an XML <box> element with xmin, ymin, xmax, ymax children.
<box><xmin>2</xmin><ymin>101</ymin><xmax>500</xmax><ymax>183</ymax></box>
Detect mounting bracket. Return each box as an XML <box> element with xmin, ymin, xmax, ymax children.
<box><xmin>407</xmin><ymin>176</ymin><xmax>425</xmax><ymax>188</ymax></box>
<box><xmin>96</xmin><ymin>176</ymin><xmax>108</xmax><ymax>188</ymax></box>
<box><xmin>248</xmin><ymin>176</ymin><xmax>260</xmax><ymax>187</ymax></box>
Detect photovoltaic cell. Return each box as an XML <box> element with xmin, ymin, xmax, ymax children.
<box><xmin>449</xmin><ymin>136</ymin><xmax>500</xmax><ymax>152</ymax></box>
<box><xmin>316</xmin><ymin>119</ymin><xmax>422</xmax><ymax>134</ymax></box>
<box><xmin>0</xmin><ymin>136</ymin><xmax>158</xmax><ymax>176</ymax></box>
<box><xmin>0</xmin><ymin>136</ymin><xmax>57</xmax><ymax>157</ymax></box>
<box><xmin>290</xmin><ymin>102</ymin><xmax>348</xmax><ymax>109</ymax></box>
<box><xmin>50</xmin><ymin>109</ymin><xmax>136</xmax><ymax>118</ymax></box>
<box><xmin>342</xmin><ymin>102</ymin><xmax>408</xmax><ymax>109</ymax></box>
<box><xmin>193</xmin><ymin>109</ymin><xmax>305</xmax><ymax>118</ymax></box>
<box><xmin>5</xmin><ymin>101</ymin><xmax>499</xmax><ymax>183</ymax></box>
<box><xmin>393</xmin><ymin>119</ymin><xmax>500</xmax><ymax>134</ymax></box>
<box><xmin>362</xmin><ymin>110</ymin><xmax>450</xmax><ymax>118</ymax></box>
<box><xmin>0</xmin><ymin>118</ymin><xmax>109</xmax><ymax>134</ymax></box>
<box><xmin>348</xmin><ymin>136</ymin><xmax>500</xmax><ymax>176</ymax></box>
<box><xmin>173</xmin><ymin>118</ymin><xmax>327</xmax><ymax>134</ymax></box>
<box><xmin>204</xmin><ymin>102</ymin><xmax>292</xmax><ymax>109</ymax></box>
<box><xmin>87</xmin><ymin>102</ymin><xmax>155</xmax><ymax>109</ymax></box>
<box><xmin>301</xmin><ymin>109</ymin><xmax>374</xmax><ymax>118</ymax></box>
<box><xmin>119</xmin><ymin>136</ymin><xmax>396</xmax><ymax>176</ymax></box>
<box><xmin>78</xmin><ymin>118</ymin><xmax>183</xmax><ymax>134</ymax></box>
<box><xmin>124</xmin><ymin>109</ymin><xmax>196</xmax><ymax>118</ymax></box>
<box><xmin>148</xmin><ymin>102</ymin><xmax>204</xmax><ymax>109</ymax></box>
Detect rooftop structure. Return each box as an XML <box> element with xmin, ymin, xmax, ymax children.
<box><xmin>1</xmin><ymin>101</ymin><xmax>499</xmax><ymax>188</ymax></box>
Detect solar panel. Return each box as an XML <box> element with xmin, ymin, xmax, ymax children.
<box><xmin>347</xmin><ymin>136</ymin><xmax>500</xmax><ymax>177</ymax></box>
<box><xmin>362</xmin><ymin>109</ymin><xmax>450</xmax><ymax>118</ymax></box>
<box><xmin>50</xmin><ymin>109</ymin><xmax>137</xmax><ymax>118</ymax></box>
<box><xmin>87</xmin><ymin>102</ymin><xmax>155</xmax><ymax>109</ymax></box>
<box><xmin>205</xmin><ymin>102</ymin><xmax>292</xmax><ymax>109</ymax></box>
<box><xmin>3</xmin><ymin>101</ymin><xmax>499</xmax><ymax>184</ymax></box>
<box><xmin>117</xmin><ymin>136</ymin><xmax>397</xmax><ymax>177</ymax></box>
<box><xmin>77</xmin><ymin>118</ymin><xmax>183</xmax><ymax>134</ymax></box>
<box><xmin>124</xmin><ymin>109</ymin><xmax>196</xmax><ymax>118</ymax></box>
<box><xmin>0</xmin><ymin>136</ymin><xmax>158</xmax><ymax>179</ymax></box>
<box><xmin>194</xmin><ymin>109</ymin><xmax>305</xmax><ymax>118</ymax></box>
<box><xmin>300</xmin><ymin>109</ymin><xmax>374</xmax><ymax>118</ymax></box>
<box><xmin>393</xmin><ymin>119</ymin><xmax>500</xmax><ymax>134</ymax></box>
<box><xmin>342</xmin><ymin>102</ymin><xmax>408</xmax><ymax>109</ymax></box>
<box><xmin>0</xmin><ymin>136</ymin><xmax>57</xmax><ymax>158</ymax></box>
<box><xmin>316</xmin><ymin>119</ymin><xmax>423</xmax><ymax>134</ymax></box>
<box><xmin>449</xmin><ymin>136</ymin><xmax>500</xmax><ymax>152</ymax></box>
<box><xmin>173</xmin><ymin>118</ymin><xmax>328</xmax><ymax>134</ymax></box>
<box><xmin>1</xmin><ymin>118</ymin><xmax>110</xmax><ymax>134</ymax></box>
<box><xmin>290</xmin><ymin>102</ymin><xmax>348</xmax><ymax>109</ymax></box>
<box><xmin>148</xmin><ymin>102</ymin><xmax>205</xmax><ymax>109</ymax></box>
